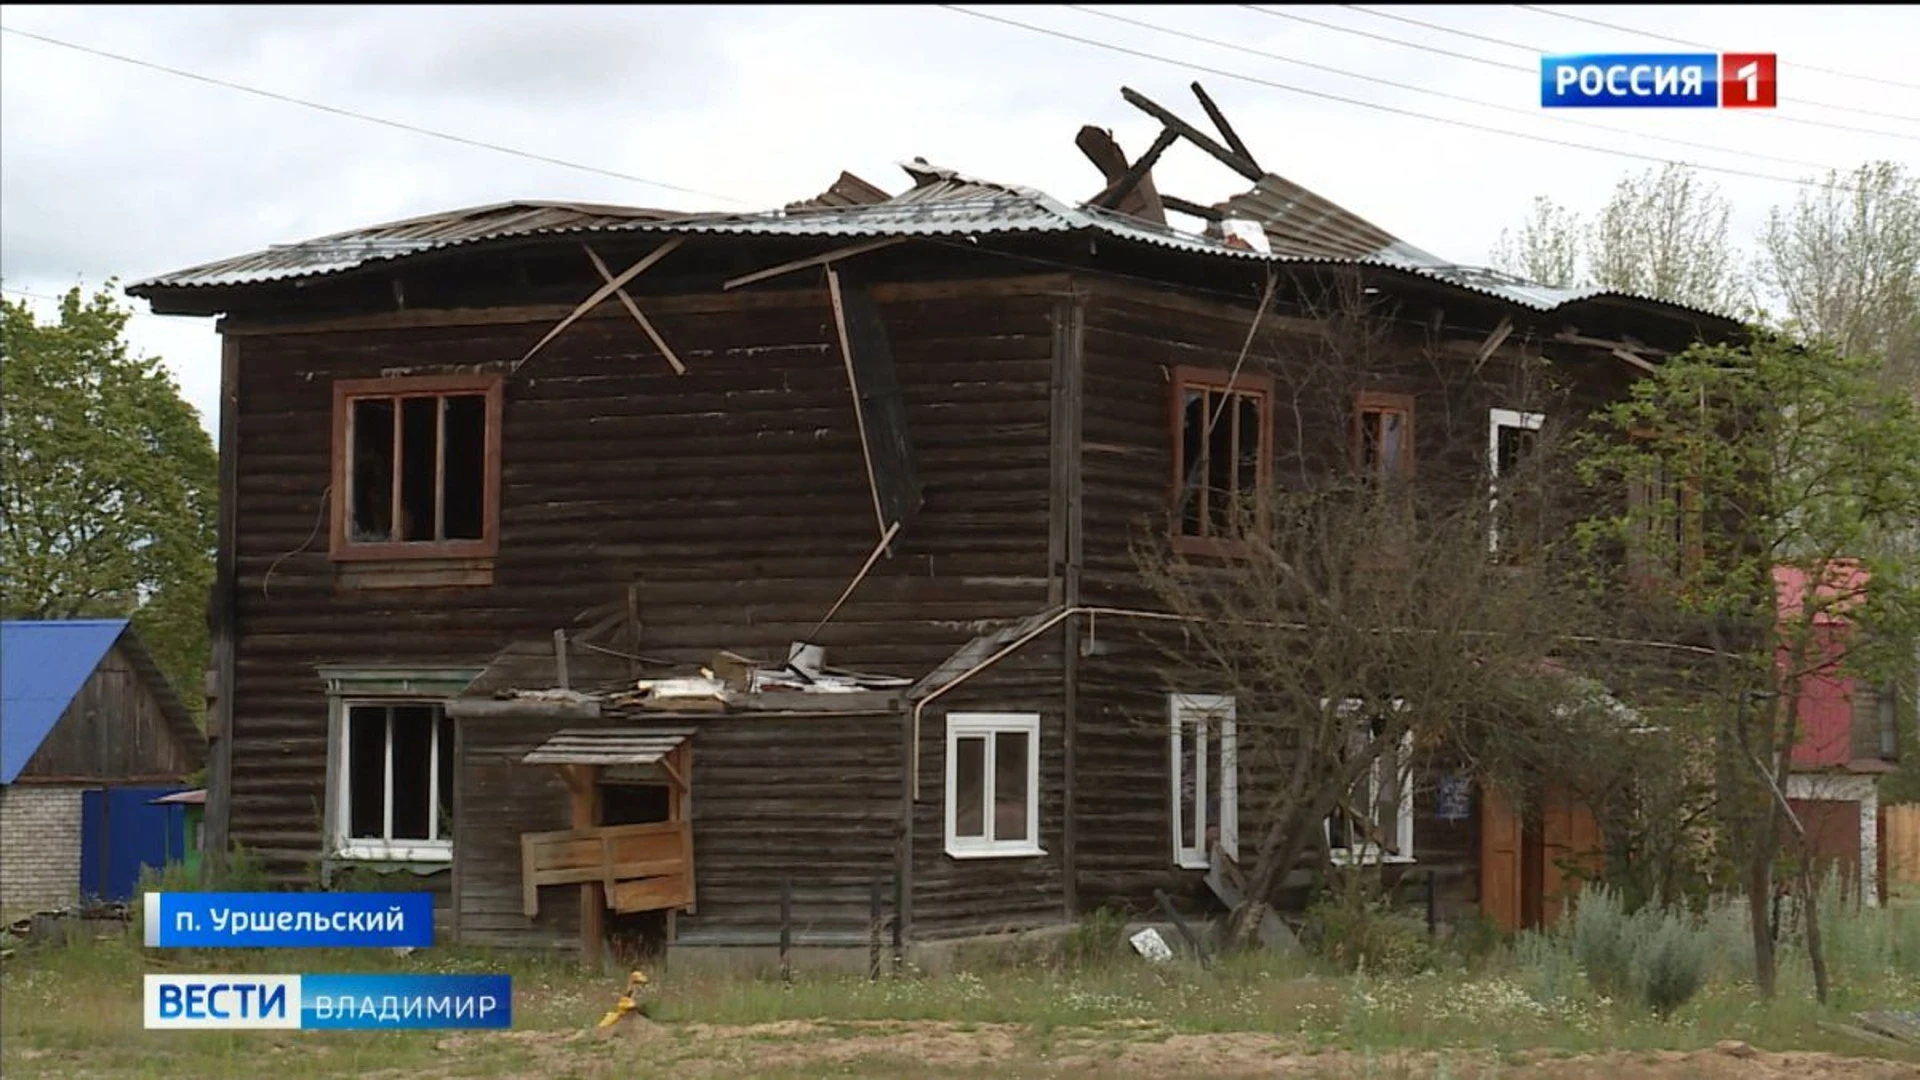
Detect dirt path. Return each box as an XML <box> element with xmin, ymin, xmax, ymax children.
<box><xmin>415</xmin><ymin>1019</ymin><xmax>1920</xmax><ymax>1079</ymax></box>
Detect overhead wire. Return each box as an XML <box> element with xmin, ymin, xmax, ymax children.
<box><xmin>1512</xmin><ymin>3</ymin><xmax>1920</xmax><ymax>93</ymax></box>
<box><xmin>0</xmin><ymin>24</ymin><xmax>754</xmax><ymax>204</ymax></box>
<box><xmin>1343</xmin><ymin>3</ymin><xmax>1920</xmax><ymax>122</ymax></box>
<box><xmin>1066</xmin><ymin>5</ymin><xmax>1853</xmax><ymax>175</ymax></box>
<box><xmin>1240</xmin><ymin>5</ymin><xmax>1920</xmax><ymax>143</ymax></box>
<box><xmin>940</xmin><ymin>6</ymin><xmax>1869</xmax><ymax>191</ymax></box>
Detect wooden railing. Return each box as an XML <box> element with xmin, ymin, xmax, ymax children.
<box><xmin>520</xmin><ymin>820</ymin><xmax>693</xmax><ymax>918</ymax></box>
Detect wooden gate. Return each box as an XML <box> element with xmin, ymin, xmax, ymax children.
<box><xmin>1884</xmin><ymin>803</ymin><xmax>1920</xmax><ymax>900</ymax></box>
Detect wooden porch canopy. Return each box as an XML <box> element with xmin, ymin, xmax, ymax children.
<box><xmin>519</xmin><ymin>726</ymin><xmax>697</xmax><ymax>965</ymax></box>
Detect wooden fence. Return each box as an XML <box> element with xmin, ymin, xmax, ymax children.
<box><xmin>1885</xmin><ymin>803</ymin><xmax>1920</xmax><ymax>899</ymax></box>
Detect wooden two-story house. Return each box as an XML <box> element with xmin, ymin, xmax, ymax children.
<box><xmin>129</xmin><ymin>88</ymin><xmax>1743</xmax><ymax>959</ymax></box>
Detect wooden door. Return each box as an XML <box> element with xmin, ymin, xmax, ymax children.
<box><xmin>1480</xmin><ymin>787</ymin><xmax>1523</xmax><ymax>933</ymax></box>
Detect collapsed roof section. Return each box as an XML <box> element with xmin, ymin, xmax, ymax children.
<box><xmin>126</xmin><ymin>84</ymin><xmax>1738</xmax><ymax>330</ymax></box>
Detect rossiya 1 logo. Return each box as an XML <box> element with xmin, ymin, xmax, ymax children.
<box><xmin>1539</xmin><ymin>53</ymin><xmax>1777</xmax><ymax>109</ymax></box>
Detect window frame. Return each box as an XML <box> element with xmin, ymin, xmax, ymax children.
<box><xmin>943</xmin><ymin>712</ymin><xmax>1044</xmax><ymax>860</ymax></box>
<box><xmin>1623</xmin><ymin>427</ymin><xmax>1704</xmax><ymax>587</ymax></box>
<box><xmin>1169</xmin><ymin>693</ymin><xmax>1238</xmax><ymax>869</ymax></box>
<box><xmin>1351</xmin><ymin>390</ymin><xmax>1416</xmax><ymax>483</ymax></box>
<box><xmin>1487</xmin><ymin>407</ymin><xmax>1547</xmax><ymax>557</ymax></box>
<box><xmin>329</xmin><ymin>373</ymin><xmax>504</xmax><ymax>563</ymax></box>
<box><xmin>1168</xmin><ymin>365</ymin><xmax>1275</xmax><ymax>557</ymax></box>
<box><xmin>319</xmin><ymin>667</ymin><xmax>477</xmax><ymax>864</ymax></box>
<box><xmin>1322</xmin><ymin>697</ymin><xmax>1417</xmax><ymax>867</ymax></box>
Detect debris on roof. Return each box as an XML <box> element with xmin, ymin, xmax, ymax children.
<box><xmin>125</xmin><ymin>84</ymin><xmax>1740</xmax><ymax>326</ymax></box>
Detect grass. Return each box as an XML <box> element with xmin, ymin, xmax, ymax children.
<box><xmin>3</xmin><ymin>899</ymin><xmax>1918</xmax><ymax>1079</ymax></box>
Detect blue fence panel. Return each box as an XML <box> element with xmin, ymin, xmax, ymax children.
<box><xmin>81</xmin><ymin>786</ymin><xmax>185</xmax><ymax>902</ymax></box>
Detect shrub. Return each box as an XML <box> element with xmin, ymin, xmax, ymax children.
<box><xmin>1061</xmin><ymin>906</ymin><xmax>1129</xmax><ymax>969</ymax></box>
<box><xmin>1558</xmin><ymin>883</ymin><xmax>1708</xmax><ymax>1017</ymax></box>
<box><xmin>1302</xmin><ymin>893</ymin><xmax>1438</xmax><ymax>976</ymax></box>
<box><xmin>1631</xmin><ymin>912</ymin><xmax>1709</xmax><ymax>1018</ymax></box>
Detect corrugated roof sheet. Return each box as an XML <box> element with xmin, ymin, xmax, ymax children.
<box><xmin>127</xmin><ymin>163</ymin><xmax>1732</xmax><ymax>322</ymax></box>
<box><xmin>522</xmin><ymin>726</ymin><xmax>696</xmax><ymax>767</ymax></box>
<box><xmin>785</xmin><ymin>171</ymin><xmax>892</xmax><ymax>212</ymax></box>
<box><xmin>1</xmin><ymin>619</ymin><xmax>129</xmax><ymax>783</ymax></box>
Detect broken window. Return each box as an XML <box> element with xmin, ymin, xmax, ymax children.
<box><xmin>333</xmin><ymin>375</ymin><xmax>500</xmax><ymax>559</ymax></box>
<box><xmin>1171</xmin><ymin>366</ymin><xmax>1273</xmax><ymax>554</ymax></box>
<box><xmin>1169</xmin><ymin>693</ymin><xmax>1237</xmax><ymax>869</ymax></box>
<box><xmin>338</xmin><ymin>702</ymin><xmax>454</xmax><ymax>861</ymax></box>
<box><xmin>1488</xmin><ymin>408</ymin><xmax>1547</xmax><ymax>561</ymax></box>
<box><xmin>1352</xmin><ymin>391</ymin><xmax>1415</xmax><ymax>484</ymax></box>
<box><xmin>1323</xmin><ymin>698</ymin><xmax>1415</xmax><ymax>866</ymax></box>
<box><xmin>945</xmin><ymin>713</ymin><xmax>1042</xmax><ymax>858</ymax></box>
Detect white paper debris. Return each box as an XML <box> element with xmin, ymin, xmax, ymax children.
<box><xmin>1129</xmin><ymin>927</ymin><xmax>1174</xmax><ymax>963</ymax></box>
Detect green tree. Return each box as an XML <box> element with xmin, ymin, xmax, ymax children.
<box><xmin>1587</xmin><ymin>163</ymin><xmax>1742</xmax><ymax>315</ymax></box>
<box><xmin>1</xmin><ymin>284</ymin><xmax>217</xmax><ymax>718</ymax></box>
<box><xmin>1758</xmin><ymin>161</ymin><xmax>1920</xmax><ymax>401</ymax></box>
<box><xmin>1574</xmin><ymin>334</ymin><xmax>1920</xmax><ymax>1001</ymax></box>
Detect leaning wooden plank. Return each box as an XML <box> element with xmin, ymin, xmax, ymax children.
<box><xmin>514</xmin><ymin>237</ymin><xmax>683</xmax><ymax>370</ymax></box>
<box><xmin>1471</xmin><ymin>316</ymin><xmax>1514</xmax><ymax>374</ymax></box>
<box><xmin>724</xmin><ymin>238</ymin><xmax>905</xmax><ymax>291</ymax></box>
<box><xmin>582</xmin><ymin>244</ymin><xmax>687</xmax><ymax>374</ymax></box>
<box><xmin>608</xmin><ymin>873</ymin><xmax>692</xmax><ymax>914</ymax></box>
<box><xmin>1092</xmin><ymin>127</ymin><xmax>1178</xmax><ymax>212</ymax></box>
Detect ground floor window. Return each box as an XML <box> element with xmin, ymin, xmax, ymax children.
<box><xmin>339</xmin><ymin>703</ymin><xmax>454</xmax><ymax>861</ymax></box>
<box><xmin>1170</xmin><ymin>693</ymin><xmax>1237</xmax><ymax>868</ymax></box>
<box><xmin>1324</xmin><ymin>698</ymin><xmax>1416</xmax><ymax>866</ymax></box>
<box><xmin>945</xmin><ymin>713</ymin><xmax>1042</xmax><ymax>859</ymax></box>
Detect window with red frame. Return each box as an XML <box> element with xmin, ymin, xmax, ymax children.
<box><xmin>1170</xmin><ymin>366</ymin><xmax>1273</xmax><ymax>554</ymax></box>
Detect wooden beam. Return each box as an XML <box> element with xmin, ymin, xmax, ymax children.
<box><xmin>514</xmin><ymin>237</ymin><xmax>683</xmax><ymax>371</ymax></box>
<box><xmin>553</xmin><ymin>628</ymin><xmax>570</xmax><ymax>690</ymax></box>
<box><xmin>204</xmin><ymin>334</ymin><xmax>240</xmax><ymax>882</ymax></box>
<box><xmin>1092</xmin><ymin>127</ymin><xmax>1179</xmax><ymax>211</ymax></box>
<box><xmin>1161</xmin><ymin>195</ymin><xmax>1226</xmax><ymax>223</ymax></box>
<box><xmin>1612</xmin><ymin>347</ymin><xmax>1660</xmax><ymax>375</ymax></box>
<box><xmin>722</xmin><ymin>238</ymin><xmax>905</xmax><ymax>291</ymax></box>
<box><xmin>1121</xmin><ymin>86</ymin><xmax>1263</xmax><ymax>182</ymax></box>
<box><xmin>1553</xmin><ymin>330</ymin><xmax>1671</xmax><ymax>356</ymax></box>
<box><xmin>582</xmin><ymin>245</ymin><xmax>686</xmax><ymax>375</ymax></box>
<box><xmin>571</xmin><ymin>763</ymin><xmax>605</xmax><ymax>971</ymax></box>
<box><xmin>1471</xmin><ymin>316</ymin><xmax>1515</xmax><ymax>374</ymax></box>
<box><xmin>828</xmin><ymin>266</ymin><xmax>890</xmax><ymax>542</ymax></box>
<box><xmin>1189</xmin><ymin>81</ymin><xmax>1261</xmax><ymax>173</ymax></box>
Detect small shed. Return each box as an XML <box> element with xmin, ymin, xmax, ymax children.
<box><xmin>0</xmin><ymin>619</ymin><xmax>205</xmax><ymax>910</ymax></box>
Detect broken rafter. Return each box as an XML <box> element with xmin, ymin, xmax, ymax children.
<box><xmin>1161</xmin><ymin>195</ymin><xmax>1226</xmax><ymax>223</ymax></box>
<box><xmin>513</xmin><ymin>237</ymin><xmax>683</xmax><ymax>372</ymax></box>
<box><xmin>1092</xmin><ymin>126</ymin><xmax>1178</xmax><ymax>211</ymax></box>
<box><xmin>1121</xmin><ymin>86</ymin><xmax>1262</xmax><ymax>183</ymax></box>
<box><xmin>1189</xmin><ymin>81</ymin><xmax>1261</xmax><ymax>174</ymax></box>
<box><xmin>723</xmin><ymin>238</ymin><xmax>906</xmax><ymax>291</ymax></box>
<box><xmin>583</xmin><ymin>244</ymin><xmax>686</xmax><ymax>375</ymax></box>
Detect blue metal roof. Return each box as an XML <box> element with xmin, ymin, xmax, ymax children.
<box><xmin>1</xmin><ymin>619</ymin><xmax>129</xmax><ymax>783</ymax></box>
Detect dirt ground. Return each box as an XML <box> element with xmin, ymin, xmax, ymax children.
<box><xmin>404</xmin><ymin>1019</ymin><xmax>1920</xmax><ymax>1079</ymax></box>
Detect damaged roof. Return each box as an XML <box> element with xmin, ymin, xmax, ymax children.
<box><xmin>126</xmin><ymin>92</ymin><xmax>1736</xmax><ymax>326</ymax></box>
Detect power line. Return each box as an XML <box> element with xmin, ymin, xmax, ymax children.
<box><xmin>1067</xmin><ymin>5</ymin><xmax>1850</xmax><ymax>175</ymax></box>
<box><xmin>1343</xmin><ymin>4</ymin><xmax>1920</xmax><ymax>124</ymax></box>
<box><xmin>0</xmin><ymin>24</ymin><xmax>753</xmax><ymax>205</ymax></box>
<box><xmin>939</xmin><ymin>6</ymin><xmax>1859</xmax><ymax>192</ymax></box>
<box><xmin>1513</xmin><ymin>3</ymin><xmax>1920</xmax><ymax>94</ymax></box>
<box><xmin>1241</xmin><ymin>6</ymin><xmax>1920</xmax><ymax>143</ymax></box>
<box><xmin>2</xmin><ymin>283</ymin><xmax>168</xmax><ymax>317</ymax></box>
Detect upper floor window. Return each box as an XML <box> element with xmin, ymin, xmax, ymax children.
<box><xmin>330</xmin><ymin>375</ymin><xmax>502</xmax><ymax>562</ymax></box>
<box><xmin>1623</xmin><ymin>429</ymin><xmax>1702</xmax><ymax>589</ymax></box>
<box><xmin>1170</xmin><ymin>366</ymin><xmax>1273</xmax><ymax>555</ymax></box>
<box><xmin>1488</xmin><ymin>408</ymin><xmax>1546</xmax><ymax>561</ymax></box>
<box><xmin>1352</xmin><ymin>391</ymin><xmax>1415</xmax><ymax>484</ymax></box>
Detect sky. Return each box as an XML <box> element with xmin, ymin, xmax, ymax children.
<box><xmin>3</xmin><ymin>4</ymin><xmax>1916</xmax><ymax>437</ymax></box>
